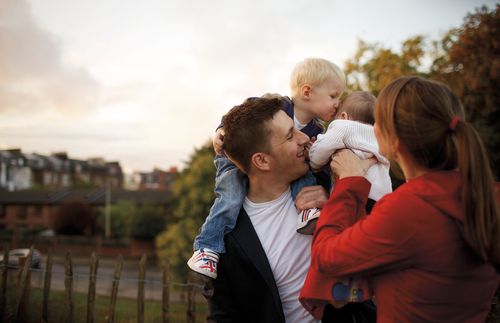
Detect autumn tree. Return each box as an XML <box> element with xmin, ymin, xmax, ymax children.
<box><xmin>344</xmin><ymin>5</ymin><xmax>499</xmax><ymax>178</ymax></box>
<box><xmin>430</xmin><ymin>5</ymin><xmax>500</xmax><ymax>178</ymax></box>
<box><xmin>155</xmin><ymin>143</ymin><xmax>215</xmax><ymax>281</ymax></box>
<box><xmin>344</xmin><ymin>36</ymin><xmax>427</xmax><ymax>96</ymax></box>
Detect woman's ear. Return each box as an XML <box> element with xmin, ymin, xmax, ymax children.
<box><xmin>251</xmin><ymin>152</ymin><xmax>271</xmax><ymax>171</ymax></box>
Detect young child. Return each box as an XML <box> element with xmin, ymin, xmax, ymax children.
<box><xmin>187</xmin><ymin>58</ymin><xmax>345</xmax><ymax>279</ymax></box>
<box><xmin>299</xmin><ymin>91</ymin><xmax>392</xmax><ymax>319</ymax></box>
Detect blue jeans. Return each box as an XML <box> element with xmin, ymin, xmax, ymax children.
<box><xmin>193</xmin><ymin>155</ymin><xmax>316</xmax><ymax>253</ymax></box>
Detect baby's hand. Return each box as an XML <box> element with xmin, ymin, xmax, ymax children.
<box><xmin>304</xmin><ymin>137</ymin><xmax>315</xmax><ymax>161</ymax></box>
<box><xmin>213</xmin><ymin>128</ymin><xmax>225</xmax><ymax>156</ymax></box>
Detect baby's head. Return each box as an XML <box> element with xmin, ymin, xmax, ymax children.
<box><xmin>336</xmin><ymin>91</ymin><xmax>376</xmax><ymax>125</ymax></box>
<box><xmin>290</xmin><ymin>58</ymin><xmax>345</xmax><ymax>122</ymax></box>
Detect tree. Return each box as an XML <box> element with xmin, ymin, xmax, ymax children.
<box><xmin>130</xmin><ymin>204</ymin><xmax>167</xmax><ymax>240</ymax></box>
<box><xmin>344</xmin><ymin>36</ymin><xmax>426</xmax><ymax>96</ymax></box>
<box><xmin>53</xmin><ymin>199</ymin><xmax>96</xmax><ymax>235</ymax></box>
<box><xmin>156</xmin><ymin>143</ymin><xmax>216</xmax><ymax>281</ymax></box>
<box><xmin>430</xmin><ymin>5</ymin><xmax>500</xmax><ymax>178</ymax></box>
<box><xmin>344</xmin><ymin>5</ymin><xmax>500</xmax><ymax>178</ymax></box>
<box><xmin>97</xmin><ymin>200</ymin><xmax>136</xmax><ymax>239</ymax></box>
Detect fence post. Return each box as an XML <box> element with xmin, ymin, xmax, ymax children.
<box><xmin>64</xmin><ymin>252</ymin><xmax>74</xmax><ymax>323</ymax></box>
<box><xmin>0</xmin><ymin>245</ymin><xmax>9</xmax><ymax>323</ymax></box>
<box><xmin>186</xmin><ymin>272</ymin><xmax>196</xmax><ymax>323</ymax></box>
<box><xmin>162</xmin><ymin>262</ymin><xmax>170</xmax><ymax>323</ymax></box>
<box><xmin>86</xmin><ymin>252</ymin><xmax>99</xmax><ymax>323</ymax></box>
<box><xmin>106</xmin><ymin>255</ymin><xmax>123</xmax><ymax>323</ymax></box>
<box><xmin>137</xmin><ymin>254</ymin><xmax>146</xmax><ymax>323</ymax></box>
<box><xmin>15</xmin><ymin>246</ymin><xmax>33</xmax><ymax>323</ymax></box>
<box><xmin>41</xmin><ymin>249</ymin><xmax>53</xmax><ymax>323</ymax></box>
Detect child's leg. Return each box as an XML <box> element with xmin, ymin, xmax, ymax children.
<box><xmin>290</xmin><ymin>170</ymin><xmax>317</xmax><ymax>199</ymax></box>
<box><xmin>193</xmin><ymin>155</ymin><xmax>247</xmax><ymax>253</ymax></box>
<box><xmin>188</xmin><ymin>155</ymin><xmax>247</xmax><ymax>279</ymax></box>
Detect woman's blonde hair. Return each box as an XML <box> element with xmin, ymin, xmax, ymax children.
<box><xmin>375</xmin><ymin>76</ymin><xmax>500</xmax><ymax>268</ymax></box>
<box><xmin>289</xmin><ymin>58</ymin><xmax>345</xmax><ymax>97</ymax></box>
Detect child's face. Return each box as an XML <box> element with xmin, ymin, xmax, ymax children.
<box><xmin>307</xmin><ymin>77</ymin><xmax>344</xmax><ymax>122</ymax></box>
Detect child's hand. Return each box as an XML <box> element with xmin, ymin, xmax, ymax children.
<box><xmin>295</xmin><ymin>186</ymin><xmax>329</xmax><ymax>211</ymax></box>
<box><xmin>304</xmin><ymin>137</ymin><xmax>315</xmax><ymax>161</ymax></box>
<box><xmin>213</xmin><ymin>128</ymin><xmax>225</xmax><ymax>156</ymax></box>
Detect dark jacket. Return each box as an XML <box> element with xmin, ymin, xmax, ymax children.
<box><xmin>203</xmin><ymin>208</ymin><xmax>286</xmax><ymax>323</ymax></box>
<box><xmin>203</xmin><ymin>208</ymin><xmax>376</xmax><ymax>323</ymax></box>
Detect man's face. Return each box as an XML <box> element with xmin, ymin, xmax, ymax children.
<box><xmin>308</xmin><ymin>77</ymin><xmax>344</xmax><ymax>122</ymax></box>
<box><xmin>267</xmin><ymin>110</ymin><xmax>310</xmax><ymax>181</ymax></box>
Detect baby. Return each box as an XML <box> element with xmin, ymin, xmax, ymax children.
<box><xmin>300</xmin><ymin>91</ymin><xmax>392</xmax><ymax>318</ymax></box>
<box><xmin>310</xmin><ymin>91</ymin><xmax>392</xmax><ymax>204</ymax></box>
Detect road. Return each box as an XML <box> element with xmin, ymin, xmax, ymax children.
<box><xmin>12</xmin><ymin>255</ymin><xmax>204</xmax><ymax>302</ymax></box>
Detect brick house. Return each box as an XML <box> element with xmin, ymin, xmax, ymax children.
<box><xmin>0</xmin><ymin>189</ymin><xmax>169</xmax><ymax>232</ymax></box>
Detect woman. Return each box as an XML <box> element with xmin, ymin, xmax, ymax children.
<box><xmin>308</xmin><ymin>76</ymin><xmax>499</xmax><ymax>322</ymax></box>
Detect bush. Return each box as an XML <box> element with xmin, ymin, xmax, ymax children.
<box><xmin>53</xmin><ymin>199</ymin><xmax>96</xmax><ymax>235</ymax></box>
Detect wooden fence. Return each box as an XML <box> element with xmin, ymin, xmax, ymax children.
<box><xmin>0</xmin><ymin>245</ymin><xmax>205</xmax><ymax>323</ymax></box>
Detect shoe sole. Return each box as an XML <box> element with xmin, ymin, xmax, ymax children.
<box><xmin>297</xmin><ymin>217</ymin><xmax>318</xmax><ymax>235</ymax></box>
<box><xmin>187</xmin><ymin>258</ymin><xmax>217</xmax><ymax>279</ymax></box>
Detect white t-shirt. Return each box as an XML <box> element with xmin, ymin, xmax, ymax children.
<box><xmin>243</xmin><ymin>188</ymin><xmax>319</xmax><ymax>323</ymax></box>
<box><xmin>293</xmin><ymin>115</ymin><xmax>307</xmax><ymax>131</ymax></box>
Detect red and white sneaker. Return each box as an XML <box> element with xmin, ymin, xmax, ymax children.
<box><xmin>297</xmin><ymin>208</ymin><xmax>321</xmax><ymax>235</ymax></box>
<box><xmin>187</xmin><ymin>248</ymin><xmax>219</xmax><ymax>279</ymax></box>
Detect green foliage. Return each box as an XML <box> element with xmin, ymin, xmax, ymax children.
<box><xmin>97</xmin><ymin>201</ymin><xmax>167</xmax><ymax>240</ymax></box>
<box><xmin>72</xmin><ymin>179</ymin><xmax>99</xmax><ymax>190</ymax></box>
<box><xmin>130</xmin><ymin>204</ymin><xmax>167</xmax><ymax>240</ymax></box>
<box><xmin>97</xmin><ymin>200</ymin><xmax>136</xmax><ymax>239</ymax></box>
<box><xmin>156</xmin><ymin>143</ymin><xmax>216</xmax><ymax>281</ymax></box>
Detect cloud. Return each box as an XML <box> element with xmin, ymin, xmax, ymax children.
<box><xmin>0</xmin><ymin>0</ymin><xmax>99</xmax><ymax>116</ymax></box>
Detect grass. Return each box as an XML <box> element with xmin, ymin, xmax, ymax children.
<box><xmin>2</xmin><ymin>286</ymin><xmax>207</xmax><ymax>322</ymax></box>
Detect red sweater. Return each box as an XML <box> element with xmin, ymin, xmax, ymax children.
<box><xmin>302</xmin><ymin>171</ymin><xmax>499</xmax><ymax>322</ymax></box>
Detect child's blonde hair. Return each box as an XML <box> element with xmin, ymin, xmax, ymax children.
<box><xmin>290</xmin><ymin>58</ymin><xmax>345</xmax><ymax>98</ymax></box>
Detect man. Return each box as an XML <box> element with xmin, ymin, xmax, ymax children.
<box><xmin>203</xmin><ymin>97</ymin><xmax>329</xmax><ymax>323</ymax></box>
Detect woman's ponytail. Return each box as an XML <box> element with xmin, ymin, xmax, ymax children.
<box><xmin>454</xmin><ymin>120</ymin><xmax>500</xmax><ymax>268</ymax></box>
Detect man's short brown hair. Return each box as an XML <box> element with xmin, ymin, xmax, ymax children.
<box><xmin>222</xmin><ymin>97</ymin><xmax>283</xmax><ymax>174</ymax></box>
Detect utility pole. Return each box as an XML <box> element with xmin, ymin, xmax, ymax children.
<box><xmin>105</xmin><ymin>178</ymin><xmax>111</xmax><ymax>238</ymax></box>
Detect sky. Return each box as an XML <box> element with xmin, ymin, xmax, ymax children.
<box><xmin>0</xmin><ymin>0</ymin><xmax>497</xmax><ymax>173</ymax></box>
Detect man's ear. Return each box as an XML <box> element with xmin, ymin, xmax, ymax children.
<box><xmin>300</xmin><ymin>84</ymin><xmax>312</xmax><ymax>100</ymax></box>
<box><xmin>251</xmin><ymin>152</ymin><xmax>271</xmax><ymax>171</ymax></box>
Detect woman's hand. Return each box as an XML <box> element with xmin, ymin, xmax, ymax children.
<box><xmin>330</xmin><ymin>149</ymin><xmax>377</xmax><ymax>179</ymax></box>
<box><xmin>295</xmin><ymin>185</ymin><xmax>329</xmax><ymax>211</ymax></box>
